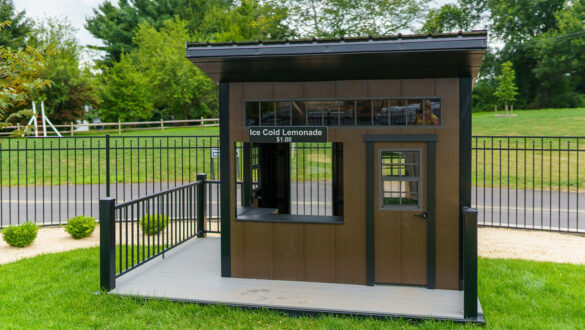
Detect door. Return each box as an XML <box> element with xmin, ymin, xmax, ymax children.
<box><xmin>373</xmin><ymin>142</ymin><xmax>434</xmax><ymax>286</ymax></box>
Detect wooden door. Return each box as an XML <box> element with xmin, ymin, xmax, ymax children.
<box><xmin>373</xmin><ymin>142</ymin><xmax>430</xmax><ymax>285</ymax></box>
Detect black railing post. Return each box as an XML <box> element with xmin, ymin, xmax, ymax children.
<box><xmin>197</xmin><ymin>173</ymin><xmax>207</xmax><ymax>238</ymax></box>
<box><xmin>463</xmin><ymin>207</ymin><xmax>478</xmax><ymax>319</ymax></box>
<box><xmin>105</xmin><ymin>134</ymin><xmax>111</xmax><ymax>197</ymax></box>
<box><xmin>100</xmin><ymin>197</ymin><xmax>116</xmax><ymax>291</ymax></box>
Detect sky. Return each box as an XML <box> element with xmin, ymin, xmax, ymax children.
<box><xmin>14</xmin><ymin>0</ymin><xmax>458</xmax><ymax>49</ymax></box>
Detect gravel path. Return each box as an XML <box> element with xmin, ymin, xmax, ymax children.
<box><xmin>1</xmin><ymin>227</ymin><xmax>584</xmax><ymax>265</ymax></box>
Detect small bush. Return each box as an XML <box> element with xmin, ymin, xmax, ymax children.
<box><xmin>140</xmin><ymin>214</ymin><xmax>168</xmax><ymax>235</ymax></box>
<box><xmin>2</xmin><ymin>222</ymin><xmax>39</xmax><ymax>248</ymax></box>
<box><xmin>65</xmin><ymin>216</ymin><xmax>97</xmax><ymax>239</ymax></box>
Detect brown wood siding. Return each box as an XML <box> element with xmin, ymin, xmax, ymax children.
<box><xmin>229</xmin><ymin>78</ymin><xmax>460</xmax><ymax>288</ymax></box>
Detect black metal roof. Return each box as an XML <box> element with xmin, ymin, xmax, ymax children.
<box><xmin>186</xmin><ymin>31</ymin><xmax>487</xmax><ymax>83</ymax></box>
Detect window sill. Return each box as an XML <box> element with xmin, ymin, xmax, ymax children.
<box><xmin>236</xmin><ymin>207</ymin><xmax>343</xmax><ymax>225</ymax></box>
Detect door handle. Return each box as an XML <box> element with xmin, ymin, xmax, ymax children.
<box><xmin>414</xmin><ymin>212</ymin><xmax>428</xmax><ymax>220</ymax></box>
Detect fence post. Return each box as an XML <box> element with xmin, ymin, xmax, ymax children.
<box><xmin>118</xmin><ymin>121</ymin><xmax>121</xmax><ymax>134</ymax></box>
<box><xmin>463</xmin><ymin>207</ymin><xmax>478</xmax><ymax>319</ymax></box>
<box><xmin>70</xmin><ymin>122</ymin><xmax>74</xmax><ymax>136</ymax></box>
<box><xmin>105</xmin><ymin>134</ymin><xmax>111</xmax><ymax>197</ymax></box>
<box><xmin>197</xmin><ymin>173</ymin><xmax>207</xmax><ymax>238</ymax></box>
<box><xmin>100</xmin><ymin>197</ymin><xmax>116</xmax><ymax>291</ymax></box>
<box><xmin>160</xmin><ymin>119</ymin><xmax>164</xmax><ymax>132</ymax></box>
<box><xmin>200</xmin><ymin>117</ymin><xmax>204</xmax><ymax>128</ymax></box>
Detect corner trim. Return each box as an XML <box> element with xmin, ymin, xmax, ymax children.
<box><xmin>219</xmin><ymin>82</ymin><xmax>231</xmax><ymax>277</ymax></box>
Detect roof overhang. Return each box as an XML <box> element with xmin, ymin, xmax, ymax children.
<box><xmin>186</xmin><ymin>32</ymin><xmax>487</xmax><ymax>83</ymax></box>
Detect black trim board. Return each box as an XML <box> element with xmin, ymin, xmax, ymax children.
<box><xmin>427</xmin><ymin>142</ymin><xmax>436</xmax><ymax>289</ymax></box>
<box><xmin>219</xmin><ymin>82</ymin><xmax>231</xmax><ymax>277</ymax></box>
<box><xmin>459</xmin><ymin>77</ymin><xmax>472</xmax><ymax>289</ymax></box>
<box><xmin>365</xmin><ymin>141</ymin><xmax>375</xmax><ymax>286</ymax></box>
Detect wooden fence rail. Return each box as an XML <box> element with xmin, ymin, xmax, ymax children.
<box><xmin>0</xmin><ymin>117</ymin><xmax>219</xmax><ymax>136</ymax></box>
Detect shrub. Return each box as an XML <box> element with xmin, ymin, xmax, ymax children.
<box><xmin>2</xmin><ymin>222</ymin><xmax>39</xmax><ymax>248</ymax></box>
<box><xmin>140</xmin><ymin>214</ymin><xmax>168</xmax><ymax>235</ymax></box>
<box><xmin>65</xmin><ymin>216</ymin><xmax>97</xmax><ymax>239</ymax></box>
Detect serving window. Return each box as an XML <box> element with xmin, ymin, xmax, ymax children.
<box><xmin>245</xmin><ymin>98</ymin><xmax>441</xmax><ymax>127</ymax></box>
<box><xmin>236</xmin><ymin>142</ymin><xmax>343</xmax><ymax>224</ymax></box>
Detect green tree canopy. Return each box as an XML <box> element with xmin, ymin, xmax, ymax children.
<box><xmin>281</xmin><ymin>0</ymin><xmax>429</xmax><ymax>37</ymax></box>
<box><xmin>86</xmin><ymin>0</ymin><xmax>290</xmax><ymax>65</ymax></box>
<box><xmin>0</xmin><ymin>21</ymin><xmax>51</xmax><ymax>125</ymax></box>
<box><xmin>98</xmin><ymin>53</ymin><xmax>153</xmax><ymax>122</ymax></box>
<box><xmin>0</xmin><ymin>0</ymin><xmax>32</xmax><ymax>49</ymax></box>
<box><xmin>28</xmin><ymin>18</ymin><xmax>98</xmax><ymax>124</ymax></box>
<box><xmin>131</xmin><ymin>18</ymin><xmax>217</xmax><ymax>120</ymax></box>
<box><xmin>420</xmin><ymin>3</ymin><xmax>474</xmax><ymax>34</ymax></box>
<box><xmin>532</xmin><ymin>0</ymin><xmax>585</xmax><ymax>107</ymax></box>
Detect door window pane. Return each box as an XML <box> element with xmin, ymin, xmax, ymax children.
<box><xmin>356</xmin><ymin>100</ymin><xmax>372</xmax><ymax>126</ymax></box>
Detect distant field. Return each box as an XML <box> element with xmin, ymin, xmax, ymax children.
<box><xmin>473</xmin><ymin>108</ymin><xmax>585</xmax><ymax>136</ymax></box>
<box><xmin>44</xmin><ymin>108</ymin><xmax>585</xmax><ymax>137</ymax></box>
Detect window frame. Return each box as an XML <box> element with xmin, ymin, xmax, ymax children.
<box><xmin>243</xmin><ymin>97</ymin><xmax>443</xmax><ymax>128</ymax></box>
<box><xmin>378</xmin><ymin>149</ymin><xmax>423</xmax><ymax>211</ymax></box>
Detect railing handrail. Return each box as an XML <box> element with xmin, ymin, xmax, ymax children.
<box><xmin>115</xmin><ymin>181</ymin><xmax>202</xmax><ymax>209</ymax></box>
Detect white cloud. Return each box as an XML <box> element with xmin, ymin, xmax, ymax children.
<box><xmin>14</xmin><ymin>0</ymin><xmax>106</xmax><ymax>47</ymax></box>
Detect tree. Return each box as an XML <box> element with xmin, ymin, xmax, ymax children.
<box><xmin>29</xmin><ymin>18</ymin><xmax>98</xmax><ymax>124</ymax></box>
<box><xmin>0</xmin><ymin>0</ymin><xmax>32</xmax><ymax>49</ymax></box>
<box><xmin>132</xmin><ymin>18</ymin><xmax>217</xmax><ymax>119</ymax></box>
<box><xmin>86</xmin><ymin>0</ymin><xmax>290</xmax><ymax>65</ymax></box>
<box><xmin>98</xmin><ymin>53</ymin><xmax>153</xmax><ymax>122</ymax></box>
<box><xmin>0</xmin><ymin>21</ymin><xmax>51</xmax><ymax>127</ymax></box>
<box><xmin>420</xmin><ymin>3</ymin><xmax>475</xmax><ymax>34</ymax></box>
<box><xmin>532</xmin><ymin>0</ymin><xmax>585</xmax><ymax>107</ymax></box>
<box><xmin>494</xmin><ymin>61</ymin><xmax>518</xmax><ymax>114</ymax></box>
<box><xmin>281</xmin><ymin>0</ymin><xmax>429</xmax><ymax>37</ymax></box>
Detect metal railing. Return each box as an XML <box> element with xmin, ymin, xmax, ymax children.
<box><xmin>0</xmin><ymin>135</ymin><xmax>220</xmax><ymax>228</ymax></box>
<box><xmin>473</xmin><ymin>136</ymin><xmax>585</xmax><ymax>233</ymax></box>
<box><xmin>3</xmin><ymin>133</ymin><xmax>584</xmax><ymax>234</ymax></box>
<box><xmin>100</xmin><ymin>175</ymin><xmax>206</xmax><ymax>290</ymax></box>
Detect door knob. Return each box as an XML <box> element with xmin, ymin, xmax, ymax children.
<box><xmin>414</xmin><ymin>212</ymin><xmax>428</xmax><ymax>220</ymax></box>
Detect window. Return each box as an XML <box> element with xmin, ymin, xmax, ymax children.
<box><xmin>380</xmin><ymin>150</ymin><xmax>421</xmax><ymax>209</ymax></box>
<box><xmin>245</xmin><ymin>98</ymin><xmax>441</xmax><ymax>127</ymax></box>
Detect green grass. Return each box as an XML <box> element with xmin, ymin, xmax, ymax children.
<box><xmin>0</xmin><ymin>249</ymin><xmax>584</xmax><ymax>328</ymax></box>
<box><xmin>472</xmin><ymin>108</ymin><xmax>585</xmax><ymax>136</ymax></box>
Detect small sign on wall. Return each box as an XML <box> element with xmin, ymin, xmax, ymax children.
<box><xmin>249</xmin><ymin>127</ymin><xmax>328</xmax><ymax>143</ymax></box>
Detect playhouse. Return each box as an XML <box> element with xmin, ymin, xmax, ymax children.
<box><xmin>107</xmin><ymin>31</ymin><xmax>486</xmax><ymax>323</ymax></box>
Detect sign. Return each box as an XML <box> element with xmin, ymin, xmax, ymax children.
<box><xmin>211</xmin><ymin>147</ymin><xmax>239</xmax><ymax>159</ymax></box>
<box><xmin>249</xmin><ymin>127</ymin><xmax>328</xmax><ymax>143</ymax></box>
<box><xmin>211</xmin><ymin>147</ymin><xmax>220</xmax><ymax>159</ymax></box>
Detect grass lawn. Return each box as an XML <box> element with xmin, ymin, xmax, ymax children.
<box><xmin>472</xmin><ymin>108</ymin><xmax>585</xmax><ymax>136</ymax></box>
<box><xmin>0</xmin><ymin>248</ymin><xmax>584</xmax><ymax>328</ymax></box>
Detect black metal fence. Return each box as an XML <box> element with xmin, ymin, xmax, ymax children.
<box><xmin>472</xmin><ymin>136</ymin><xmax>585</xmax><ymax>233</ymax></box>
<box><xmin>3</xmin><ymin>134</ymin><xmax>584</xmax><ymax>234</ymax></box>
<box><xmin>100</xmin><ymin>176</ymin><xmax>206</xmax><ymax>288</ymax></box>
<box><xmin>0</xmin><ymin>135</ymin><xmax>220</xmax><ymax>229</ymax></box>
